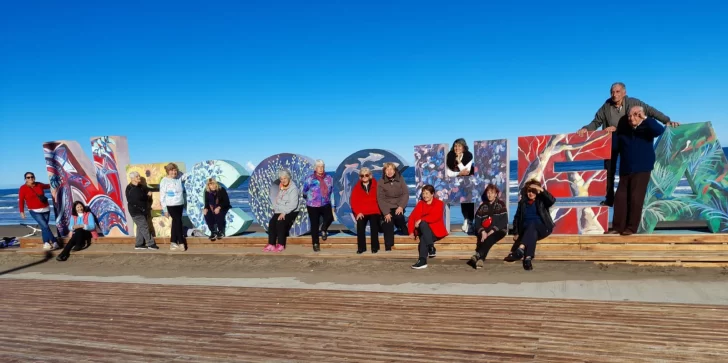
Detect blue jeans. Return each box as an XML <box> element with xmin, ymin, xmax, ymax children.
<box><xmin>29</xmin><ymin>210</ymin><xmax>58</xmax><ymax>244</ymax></box>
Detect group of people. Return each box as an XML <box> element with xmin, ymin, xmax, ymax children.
<box><xmin>17</xmin><ymin>82</ymin><xmax>675</xmax><ymax>265</ymax></box>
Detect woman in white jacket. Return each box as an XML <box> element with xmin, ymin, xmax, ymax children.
<box><xmin>445</xmin><ymin>138</ymin><xmax>475</xmax><ymax>233</ymax></box>
<box><xmin>160</xmin><ymin>163</ymin><xmax>186</xmax><ymax>251</ymax></box>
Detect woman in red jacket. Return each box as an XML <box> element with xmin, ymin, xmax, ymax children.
<box><xmin>408</xmin><ymin>184</ymin><xmax>448</xmax><ymax>269</ymax></box>
<box><xmin>350</xmin><ymin>167</ymin><xmax>381</xmax><ymax>254</ymax></box>
<box><xmin>18</xmin><ymin>172</ymin><xmax>59</xmax><ymax>250</ymax></box>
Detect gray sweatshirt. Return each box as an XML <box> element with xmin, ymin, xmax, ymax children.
<box><xmin>583</xmin><ymin>96</ymin><xmax>671</xmax><ymax>131</ymax></box>
<box><xmin>269</xmin><ymin>182</ymin><xmax>299</xmax><ymax>215</ymax></box>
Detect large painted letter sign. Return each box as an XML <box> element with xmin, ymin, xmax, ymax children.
<box><xmin>640</xmin><ymin>122</ymin><xmax>728</xmax><ymax>233</ymax></box>
<box><xmin>518</xmin><ymin>131</ymin><xmax>611</xmax><ymax>234</ymax></box>
<box><xmin>44</xmin><ymin>136</ymin><xmax>131</xmax><ymax>237</ymax></box>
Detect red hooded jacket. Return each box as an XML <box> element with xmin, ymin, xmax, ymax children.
<box><xmin>350</xmin><ymin>179</ymin><xmax>380</xmax><ymax>216</ymax></box>
<box><xmin>407</xmin><ymin>197</ymin><xmax>448</xmax><ymax>238</ymax></box>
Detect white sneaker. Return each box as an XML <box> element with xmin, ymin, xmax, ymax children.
<box><xmin>52</xmin><ymin>242</ymin><xmax>60</xmax><ymax>250</ymax></box>
<box><xmin>170</xmin><ymin>243</ymin><xmax>179</xmax><ymax>251</ymax></box>
<box><xmin>43</xmin><ymin>242</ymin><xmax>52</xmax><ymax>250</ymax></box>
<box><xmin>461</xmin><ymin>220</ymin><xmax>470</xmax><ymax>233</ymax></box>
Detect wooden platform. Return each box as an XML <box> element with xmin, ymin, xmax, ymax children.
<box><xmin>18</xmin><ymin>232</ymin><xmax>728</xmax><ymax>266</ymax></box>
<box><xmin>1</xmin><ymin>279</ymin><xmax>727</xmax><ymax>362</ymax></box>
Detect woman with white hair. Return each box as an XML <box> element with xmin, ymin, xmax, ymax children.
<box><xmin>125</xmin><ymin>171</ymin><xmax>158</xmax><ymax>250</ymax></box>
<box><xmin>264</xmin><ymin>169</ymin><xmax>300</xmax><ymax>252</ymax></box>
<box><xmin>350</xmin><ymin>166</ymin><xmax>380</xmax><ymax>254</ymax></box>
<box><xmin>302</xmin><ymin>159</ymin><xmax>335</xmax><ymax>252</ymax></box>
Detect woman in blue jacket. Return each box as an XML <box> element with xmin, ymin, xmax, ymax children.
<box><xmin>56</xmin><ymin>201</ymin><xmax>96</xmax><ymax>261</ymax></box>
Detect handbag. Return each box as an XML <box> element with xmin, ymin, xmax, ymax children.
<box><xmin>29</xmin><ymin>185</ymin><xmax>49</xmax><ymax>204</ymax></box>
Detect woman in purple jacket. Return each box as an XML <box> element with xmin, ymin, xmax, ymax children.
<box><xmin>302</xmin><ymin>159</ymin><xmax>335</xmax><ymax>252</ymax></box>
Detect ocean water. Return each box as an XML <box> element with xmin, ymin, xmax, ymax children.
<box><xmin>1</xmin><ymin>153</ymin><xmax>717</xmax><ymax>228</ymax></box>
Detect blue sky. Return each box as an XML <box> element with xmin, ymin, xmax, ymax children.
<box><xmin>1</xmin><ymin>1</ymin><xmax>726</xmax><ymax>188</ymax></box>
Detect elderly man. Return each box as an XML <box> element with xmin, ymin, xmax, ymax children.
<box><xmin>577</xmin><ymin>82</ymin><xmax>677</xmax><ymax>206</ymax></box>
<box><xmin>126</xmin><ymin>171</ymin><xmax>159</xmax><ymax>250</ymax></box>
<box><xmin>607</xmin><ymin>106</ymin><xmax>665</xmax><ymax>235</ymax></box>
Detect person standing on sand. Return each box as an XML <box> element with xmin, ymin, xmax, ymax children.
<box><xmin>505</xmin><ymin>179</ymin><xmax>556</xmax><ymax>271</ymax></box>
<box><xmin>607</xmin><ymin>106</ymin><xmax>665</xmax><ymax>236</ymax></box>
<box><xmin>577</xmin><ymin>82</ymin><xmax>677</xmax><ymax>207</ymax></box>
<box><xmin>160</xmin><ymin>163</ymin><xmax>186</xmax><ymax>251</ymax></box>
<box><xmin>445</xmin><ymin>138</ymin><xmax>475</xmax><ymax>233</ymax></box>
<box><xmin>18</xmin><ymin>172</ymin><xmax>60</xmax><ymax>250</ymax></box>
<box><xmin>302</xmin><ymin>159</ymin><xmax>335</xmax><ymax>252</ymax></box>
<box><xmin>126</xmin><ymin>171</ymin><xmax>159</xmax><ymax>250</ymax></box>
<box><xmin>408</xmin><ymin>185</ymin><xmax>448</xmax><ymax>269</ymax></box>
<box><xmin>377</xmin><ymin>162</ymin><xmax>409</xmax><ymax>251</ymax></box>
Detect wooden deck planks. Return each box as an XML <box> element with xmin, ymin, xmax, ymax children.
<box><xmin>1</xmin><ymin>280</ymin><xmax>727</xmax><ymax>362</ymax></box>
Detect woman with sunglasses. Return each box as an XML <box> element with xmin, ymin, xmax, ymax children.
<box><xmin>350</xmin><ymin>167</ymin><xmax>381</xmax><ymax>254</ymax></box>
<box><xmin>506</xmin><ymin>179</ymin><xmax>556</xmax><ymax>270</ymax></box>
<box><xmin>18</xmin><ymin>172</ymin><xmax>59</xmax><ymax>250</ymax></box>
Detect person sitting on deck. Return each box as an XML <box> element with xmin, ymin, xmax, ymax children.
<box><xmin>377</xmin><ymin>162</ymin><xmax>409</xmax><ymax>251</ymax></box>
<box><xmin>263</xmin><ymin>169</ymin><xmax>300</xmax><ymax>252</ymax></box>
<box><xmin>467</xmin><ymin>184</ymin><xmax>508</xmax><ymax>269</ymax></box>
<box><xmin>56</xmin><ymin>201</ymin><xmax>97</xmax><ymax>262</ymax></box>
<box><xmin>505</xmin><ymin>179</ymin><xmax>556</xmax><ymax>271</ymax></box>
<box><xmin>350</xmin><ymin>167</ymin><xmax>381</xmax><ymax>254</ymax></box>
<box><xmin>408</xmin><ymin>184</ymin><xmax>448</xmax><ymax>269</ymax></box>
<box><xmin>203</xmin><ymin>178</ymin><xmax>231</xmax><ymax>241</ymax></box>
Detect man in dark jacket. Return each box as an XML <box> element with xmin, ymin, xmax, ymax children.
<box><xmin>607</xmin><ymin>106</ymin><xmax>665</xmax><ymax>236</ymax></box>
<box><xmin>126</xmin><ymin>171</ymin><xmax>158</xmax><ymax>249</ymax></box>
<box><xmin>577</xmin><ymin>82</ymin><xmax>677</xmax><ymax>207</ymax></box>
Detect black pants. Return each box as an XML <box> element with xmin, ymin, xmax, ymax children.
<box><xmin>204</xmin><ymin>208</ymin><xmax>227</xmax><ymax>235</ymax></box>
<box><xmin>613</xmin><ymin>172</ymin><xmax>651</xmax><ymax>233</ymax></box>
<box><xmin>417</xmin><ymin>222</ymin><xmax>440</xmax><ymax>260</ymax></box>
<box><xmin>307</xmin><ymin>205</ymin><xmax>334</xmax><ymax>245</ymax></box>
<box><xmin>461</xmin><ymin>203</ymin><xmax>475</xmax><ymax>221</ymax></box>
<box><xmin>167</xmin><ymin>205</ymin><xmax>185</xmax><ymax>244</ymax></box>
<box><xmin>59</xmin><ymin>229</ymin><xmax>90</xmax><ymax>259</ymax></box>
<box><xmin>475</xmin><ymin>229</ymin><xmax>507</xmax><ymax>260</ymax></box>
<box><xmin>268</xmin><ymin>211</ymin><xmax>299</xmax><ymax>246</ymax></box>
<box><xmin>604</xmin><ymin>149</ymin><xmax>618</xmax><ymax>206</ymax></box>
<box><xmin>356</xmin><ymin>214</ymin><xmax>380</xmax><ymax>252</ymax></box>
<box><xmin>381</xmin><ymin>208</ymin><xmax>407</xmax><ymax>249</ymax></box>
<box><xmin>512</xmin><ymin>223</ymin><xmax>550</xmax><ymax>258</ymax></box>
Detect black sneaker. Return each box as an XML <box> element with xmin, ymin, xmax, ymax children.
<box><xmin>411</xmin><ymin>259</ymin><xmax>427</xmax><ymax>269</ymax></box>
<box><xmin>523</xmin><ymin>257</ymin><xmax>533</xmax><ymax>271</ymax></box>
<box><xmin>513</xmin><ymin>247</ymin><xmax>525</xmax><ymax>260</ymax></box>
<box><xmin>371</xmin><ymin>250</ymin><xmax>378</xmax><ymax>254</ymax></box>
<box><xmin>503</xmin><ymin>253</ymin><xmax>517</xmax><ymax>262</ymax></box>
<box><xmin>356</xmin><ymin>250</ymin><xmax>365</xmax><ymax>254</ymax></box>
<box><xmin>147</xmin><ymin>245</ymin><xmax>159</xmax><ymax>250</ymax></box>
<box><xmin>428</xmin><ymin>246</ymin><xmax>437</xmax><ymax>258</ymax></box>
<box><xmin>313</xmin><ymin>243</ymin><xmax>320</xmax><ymax>252</ymax></box>
<box><xmin>216</xmin><ymin>231</ymin><xmax>224</xmax><ymax>240</ymax></box>
<box><xmin>321</xmin><ymin>231</ymin><xmax>328</xmax><ymax>241</ymax></box>
<box><xmin>385</xmin><ymin>247</ymin><xmax>392</xmax><ymax>252</ymax></box>
<box><xmin>466</xmin><ymin>255</ymin><xmax>478</xmax><ymax>269</ymax></box>
<box><xmin>209</xmin><ymin>235</ymin><xmax>217</xmax><ymax>241</ymax></box>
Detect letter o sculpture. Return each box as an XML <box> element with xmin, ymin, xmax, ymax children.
<box><xmin>333</xmin><ymin>149</ymin><xmax>409</xmax><ymax>233</ymax></box>
<box><xmin>249</xmin><ymin>153</ymin><xmax>315</xmax><ymax>236</ymax></box>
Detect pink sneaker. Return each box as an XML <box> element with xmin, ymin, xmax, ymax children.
<box><xmin>262</xmin><ymin>244</ymin><xmax>275</xmax><ymax>252</ymax></box>
<box><xmin>274</xmin><ymin>244</ymin><xmax>285</xmax><ymax>252</ymax></box>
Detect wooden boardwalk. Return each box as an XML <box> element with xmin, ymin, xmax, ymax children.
<box><xmin>1</xmin><ymin>279</ymin><xmax>727</xmax><ymax>362</ymax></box>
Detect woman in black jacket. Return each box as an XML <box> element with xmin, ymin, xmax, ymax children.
<box><xmin>126</xmin><ymin>171</ymin><xmax>158</xmax><ymax>250</ymax></box>
<box><xmin>467</xmin><ymin>184</ymin><xmax>508</xmax><ymax>269</ymax></box>
<box><xmin>445</xmin><ymin>138</ymin><xmax>475</xmax><ymax>233</ymax></box>
<box><xmin>505</xmin><ymin>179</ymin><xmax>556</xmax><ymax>270</ymax></box>
<box><xmin>203</xmin><ymin>178</ymin><xmax>231</xmax><ymax>241</ymax></box>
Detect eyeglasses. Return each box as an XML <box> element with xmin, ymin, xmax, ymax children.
<box><xmin>25</xmin><ymin>176</ymin><xmax>35</xmax><ymax>179</ymax></box>
<box><xmin>527</xmin><ymin>188</ymin><xmax>538</xmax><ymax>194</ymax></box>
<box><xmin>360</xmin><ymin>174</ymin><xmax>370</xmax><ymax>177</ymax></box>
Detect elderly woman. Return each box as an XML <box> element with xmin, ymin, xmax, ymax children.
<box><xmin>126</xmin><ymin>171</ymin><xmax>158</xmax><ymax>250</ymax></box>
<box><xmin>408</xmin><ymin>184</ymin><xmax>448</xmax><ymax>269</ymax></box>
<box><xmin>203</xmin><ymin>178</ymin><xmax>231</xmax><ymax>241</ymax></box>
<box><xmin>264</xmin><ymin>169</ymin><xmax>300</xmax><ymax>252</ymax></box>
<box><xmin>506</xmin><ymin>179</ymin><xmax>556</xmax><ymax>271</ymax></box>
<box><xmin>467</xmin><ymin>184</ymin><xmax>508</xmax><ymax>269</ymax></box>
<box><xmin>56</xmin><ymin>201</ymin><xmax>96</xmax><ymax>261</ymax></box>
<box><xmin>350</xmin><ymin>167</ymin><xmax>380</xmax><ymax>254</ymax></box>
<box><xmin>445</xmin><ymin>138</ymin><xmax>475</xmax><ymax>233</ymax></box>
<box><xmin>159</xmin><ymin>163</ymin><xmax>186</xmax><ymax>251</ymax></box>
<box><xmin>377</xmin><ymin>162</ymin><xmax>409</xmax><ymax>251</ymax></box>
<box><xmin>18</xmin><ymin>172</ymin><xmax>59</xmax><ymax>250</ymax></box>
<box><xmin>302</xmin><ymin>159</ymin><xmax>335</xmax><ymax>252</ymax></box>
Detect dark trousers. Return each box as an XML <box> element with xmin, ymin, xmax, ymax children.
<box><xmin>204</xmin><ymin>209</ymin><xmax>227</xmax><ymax>235</ymax></box>
<box><xmin>268</xmin><ymin>211</ymin><xmax>299</xmax><ymax>246</ymax></box>
<box><xmin>59</xmin><ymin>229</ymin><xmax>90</xmax><ymax>258</ymax></box>
<box><xmin>612</xmin><ymin>172</ymin><xmax>651</xmax><ymax>233</ymax></box>
<box><xmin>512</xmin><ymin>223</ymin><xmax>550</xmax><ymax>258</ymax></box>
<box><xmin>604</xmin><ymin>150</ymin><xmax>618</xmax><ymax>206</ymax></box>
<box><xmin>307</xmin><ymin>205</ymin><xmax>334</xmax><ymax>245</ymax></box>
<box><xmin>167</xmin><ymin>205</ymin><xmax>185</xmax><ymax>244</ymax></box>
<box><xmin>356</xmin><ymin>214</ymin><xmax>381</xmax><ymax>252</ymax></box>
<box><xmin>381</xmin><ymin>208</ymin><xmax>407</xmax><ymax>249</ymax></box>
<box><xmin>475</xmin><ymin>229</ymin><xmax>507</xmax><ymax>260</ymax></box>
<box><xmin>461</xmin><ymin>203</ymin><xmax>475</xmax><ymax>220</ymax></box>
<box><xmin>417</xmin><ymin>222</ymin><xmax>439</xmax><ymax>260</ymax></box>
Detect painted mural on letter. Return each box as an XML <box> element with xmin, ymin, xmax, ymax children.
<box><xmin>518</xmin><ymin>131</ymin><xmax>611</xmax><ymax>234</ymax></box>
<box><xmin>43</xmin><ymin>136</ymin><xmax>131</xmax><ymax>237</ymax></box>
<box><xmin>248</xmin><ymin>153</ymin><xmax>315</xmax><ymax>237</ymax></box>
<box><xmin>640</xmin><ymin>122</ymin><xmax>728</xmax><ymax>233</ymax></box>
<box><xmin>333</xmin><ymin>149</ymin><xmax>409</xmax><ymax>233</ymax></box>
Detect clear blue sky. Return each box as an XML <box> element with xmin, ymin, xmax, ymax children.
<box><xmin>1</xmin><ymin>1</ymin><xmax>726</xmax><ymax>188</ymax></box>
